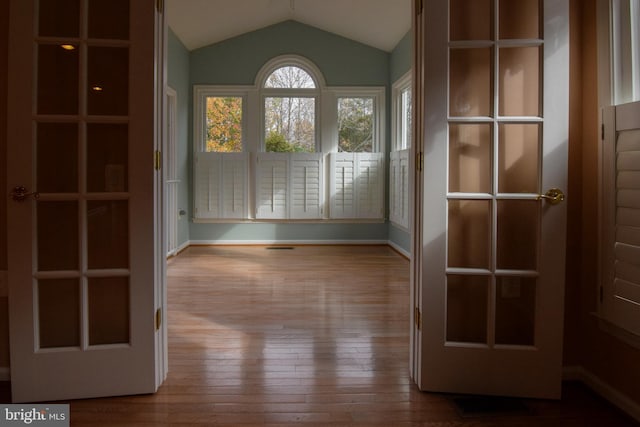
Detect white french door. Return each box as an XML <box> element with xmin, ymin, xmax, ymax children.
<box><xmin>412</xmin><ymin>0</ymin><xmax>569</xmax><ymax>398</ymax></box>
<box><xmin>7</xmin><ymin>0</ymin><xmax>163</xmax><ymax>402</ymax></box>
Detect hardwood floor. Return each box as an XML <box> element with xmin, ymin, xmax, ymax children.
<box><xmin>62</xmin><ymin>246</ymin><xmax>638</xmax><ymax>425</ymax></box>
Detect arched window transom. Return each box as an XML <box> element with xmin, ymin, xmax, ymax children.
<box><xmin>264</xmin><ymin>66</ymin><xmax>316</xmax><ymax>89</ymax></box>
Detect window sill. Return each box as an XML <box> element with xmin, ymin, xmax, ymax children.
<box><xmin>592</xmin><ymin>312</ymin><xmax>640</xmax><ymax>351</ymax></box>
<box><xmin>192</xmin><ymin>218</ymin><xmax>386</xmax><ymax>225</ymax></box>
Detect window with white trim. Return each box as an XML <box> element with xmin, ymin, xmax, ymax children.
<box><xmin>599</xmin><ymin>0</ymin><xmax>640</xmax><ymax>338</ymax></box>
<box><xmin>393</xmin><ymin>71</ymin><xmax>413</xmax><ymax>151</ymax></box>
<box><xmin>262</xmin><ymin>65</ymin><xmax>318</xmax><ymax>153</ymax></box>
<box><xmin>389</xmin><ymin>71</ymin><xmax>412</xmax><ymax>229</ymax></box>
<box><xmin>194</xmin><ymin>87</ymin><xmax>250</xmax><ymax>219</ymax></box>
<box><xmin>193</xmin><ymin>55</ymin><xmax>386</xmax><ymax>222</ymax></box>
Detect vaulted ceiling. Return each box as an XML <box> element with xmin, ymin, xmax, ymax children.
<box><xmin>166</xmin><ymin>0</ymin><xmax>412</xmax><ymax>52</ymax></box>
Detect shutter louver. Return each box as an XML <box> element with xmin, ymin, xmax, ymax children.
<box><xmin>256</xmin><ymin>153</ymin><xmax>288</xmax><ymax>219</ymax></box>
<box><xmin>389</xmin><ymin>149</ymin><xmax>410</xmax><ymax>228</ymax></box>
<box><xmin>614</xmin><ymin>129</ymin><xmax>640</xmax><ymax>307</ymax></box>
<box><xmin>330</xmin><ymin>153</ymin><xmax>357</xmax><ymax>218</ymax></box>
<box><xmin>194</xmin><ymin>153</ymin><xmax>221</xmax><ymax>218</ymax></box>
<box><xmin>357</xmin><ymin>153</ymin><xmax>384</xmax><ymax>218</ymax></box>
<box><xmin>390</xmin><ymin>151</ymin><xmax>399</xmax><ymax>222</ymax></box>
<box><xmin>290</xmin><ymin>153</ymin><xmax>323</xmax><ymax>219</ymax></box>
<box><xmin>222</xmin><ymin>153</ymin><xmax>248</xmax><ymax>219</ymax></box>
<box><xmin>195</xmin><ymin>152</ymin><xmax>248</xmax><ymax>219</ymax></box>
<box><xmin>329</xmin><ymin>152</ymin><xmax>383</xmax><ymax>219</ymax></box>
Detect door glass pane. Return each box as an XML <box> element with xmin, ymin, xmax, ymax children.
<box><xmin>88</xmin><ymin>0</ymin><xmax>130</xmax><ymax>40</ymax></box>
<box><xmin>450</xmin><ymin>0</ymin><xmax>492</xmax><ymax>41</ymax></box>
<box><xmin>499</xmin><ymin>0</ymin><xmax>541</xmax><ymax>40</ymax></box>
<box><xmin>498</xmin><ymin>124</ymin><xmax>540</xmax><ymax>193</ymax></box>
<box><xmin>87</xmin><ymin>201</ymin><xmax>129</xmax><ymax>269</ymax></box>
<box><xmin>450</xmin><ymin>48</ymin><xmax>493</xmax><ymax>117</ymax></box>
<box><xmin>37</xmin><ymin>123</ymin><xmax>78</xmax><ymax>193</ymax></box>
<box><xmin>38</xmin><ymin>0</ymin><xmax>80</xmax><ymax>38</ymax></box>
<box><xmin>38</xmin><ymin>279</ymin><xmax>80</xmax><ymax>348</ymax></box>
<box><xmin>87</xmin><ymin>124</ymin><xmax>128</xmax><ymax>192</ymax></box>
<box><xmin>87</xmin><ymin>47</ymin><xmax>129</xmax><ymax>116</ymax></box>
<box><xmin>499</xmin><ymin>47</ymin><xmax>540</xmax><ymax>117</ymax></box>
<box><xmin>497</xmin><ymin>200</ymin><xmax>539</xmax><ymax>270</ymax></box>
<box><xmin>496</xmin><ymin>277</ymin><xmax>536</xmax><ymax>346</ymax></box>
<box><xmin>446</xmin><ymin>275</ymin><xmax>489</xmax><ymax>343</ymax></box>
<box><xmin>448</xmin><ymin>200</ymin><xmax>491</xmax><ymax>269</ymax></box>
<box><xmin>89</xmin><ymin>277</ymin><xmax>130</xmax><ymax>345</ymax></box>
<box><xmin>38</xmin><ymin>201</ymin><xmax>78</xmax><ymax>271</ymax></box>
<box><xmin>449</xmin><ymin>123</ymin><xmax>492</xmax><ymax>193</ymax></box>
<box><xmin>37</xmin><ymin>44</ymin><xmax>79</xmax><ymax>115</ymax></box>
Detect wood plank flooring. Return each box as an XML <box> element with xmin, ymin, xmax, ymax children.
<box><xmin>52</xmin><ymin>246</ymin><xmax>639</xmax><ymax>425</ymax></box>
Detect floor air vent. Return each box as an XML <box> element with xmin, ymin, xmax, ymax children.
<box><xmin>266</xmin><ymin>246</ymin><xmax>295</xmax><ymax>250</ymax></box>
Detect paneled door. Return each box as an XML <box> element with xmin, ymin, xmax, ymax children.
<box><xmin>7</xmin><ymin>0</ymin><xmax>162</xmax><ymax>402</ymax></box>
<box><xmin>413</xmin><ymin>0</ymin><xmax>569</xmax><ymax>398</ymax></box>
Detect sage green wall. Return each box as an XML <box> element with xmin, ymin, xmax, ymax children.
<box><xmin>188</xmin><ymin>20</ymin><xmax>392</xmax><ymax>243</ymax></box>
<box><xmin>390</xmin><ymin>30</ymin><xmax>412</xmax><ymax>83</ymax></box>
<box><xmin>190</xmin><ymin>20</ymin><xmax>389</xmax><ymax>86</ymax></box>
<box><xmin>168</xmin><ymin>29</ymin><xmax>191</xmax><ymax>250</ymax></box>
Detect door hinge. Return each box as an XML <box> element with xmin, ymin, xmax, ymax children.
<box><xmin>156</xmin><ymin>0</ymin><xmax>164</xmax><ymax>13</ymax></box>
<box><xmin>155</xmin><ymin>308</ymin><xmax>162</xmax><ymax>331</ymax></box>
<box><xmin>414</xmin><ymin>307</ymin><xmax>421</xmax><ymax>330</ymax></box>
<box><xmin>416</xmin><ymin>152</ymin><xmax>424</xmax><ymax>172</ymax></box>
<box><xmin>416</xmin><ymin>0</ymin><xmax>423</xmax><ymax>14</ymax></box>
<box><xmin>601</xmin><ymin>123</ymin><xmax>605</xmax><ymax>140</ymax></box>
<box><xmin>154</xmin><ymin>150</ymin><xmax>162</xmax><ymax>171</ymax></box>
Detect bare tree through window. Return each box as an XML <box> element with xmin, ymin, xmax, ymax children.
<box><xmin>264</xmin><ymin>66</ymin><xmax>316</xmax><ymax>152</ymax></box>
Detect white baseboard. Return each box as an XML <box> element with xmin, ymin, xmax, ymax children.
<box><xmin>189</xmin><ymin>239</ymin><xmax>390</xmax><ymax>246</ymax></box>
<box><xmin>563</xmin><ymin>365</ymin><xmax>640</xmax><ymax>422</ymax></box>
<box><xmin>0</xmin><ymin>367</ymin><xmax>10</xmax><ymax>381</ymax></box>
<box><xmin>387</xmin><ymin>241</ymin><xmax>410</xmax><ymax>259</ymax></box>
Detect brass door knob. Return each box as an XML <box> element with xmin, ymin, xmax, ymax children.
<box><xmin>537</xmin><ymin>188</ymin><xmax>565</xmax><ymax>205</ymax></box>
<box><xmin>10</xmin><ymin>186</ymin><xmax>40</xmax><ymax>202</ymax></box>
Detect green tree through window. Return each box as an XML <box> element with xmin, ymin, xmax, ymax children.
<box><xmin>338</xmin><ymin>97</ymin><xmax>374</xmax><ymax>152</ymax></box>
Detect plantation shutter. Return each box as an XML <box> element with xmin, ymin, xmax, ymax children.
<box><xmin>601</xmin><ymin>102</ymin><xmax>640</xmax><ymax>335</ymax></box>
<box><xmin>290</xmin><ymin>153</ymin><xmax>324</xmax><ymax>219</ymax></box>
<box><xmin>194</xmin><ymin>153</ymin><xmax>222</xmax><ymax>218</ymax></box>
<box><xmin>222</xmin><ymin>153</ymin><xmax>248</xmax><ymax>219</ymax></box>
<box><xmin>356</xmin><ymin>152</ymin><xmax>384</xmax><ymax>219</ymax></box>
<box><xmin>389</xmin><ymin>149</ymin><xmax>410</xmax><ymax>228</ymax></box>
<box><xmin>613</xmin><ymin>128</ymin><xmax>640</xmax><ymax>318</ymax></box>
<box><xmin>330</xmin><ymin>153</ymin><xmax>357</xmax><ymax>218</ymax></box>
<box><xmin>195</xmin><ymin>153</ymin><xmax>248</xmax><ymax>219</ymax></box>
<box><xmin>329</xmin><ymin>152</ymin><xmax>383</xmax><ymax>219</ymax></box>
<box><xmin>256</xmin><ymin>153</ymin><xmax>289</xmax><ymax>219</ymax></box>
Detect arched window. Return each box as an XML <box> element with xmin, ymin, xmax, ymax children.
<box><xmin>258</xmin><ymin>57</ymin><xmax>323</xmax><ymax>152</ymax></box>
<box><xmin>264</xmin><ymin>66</ymin><xmax>316</xmax><ymax>89</ymax></box>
